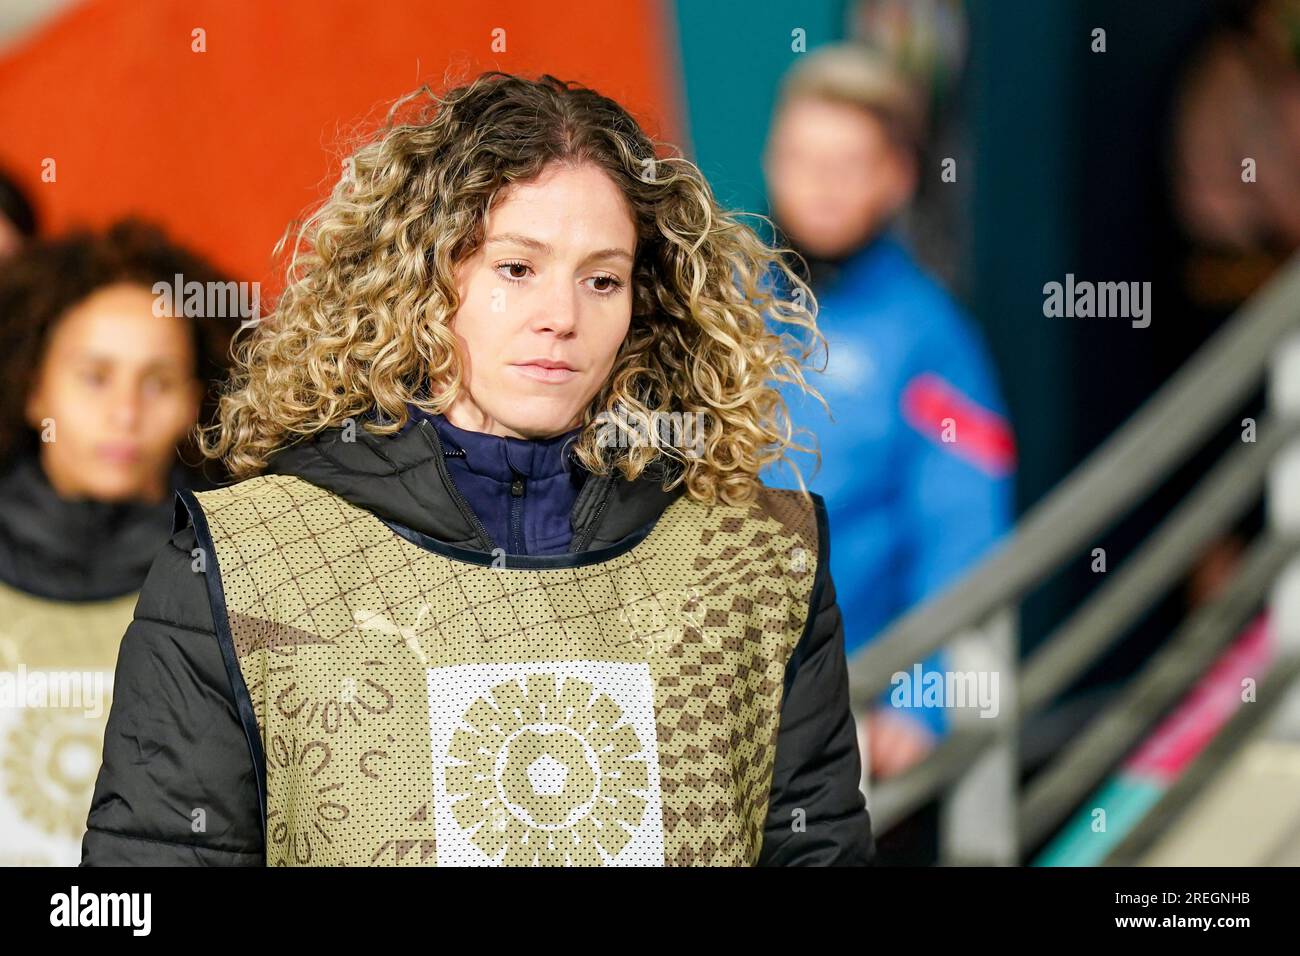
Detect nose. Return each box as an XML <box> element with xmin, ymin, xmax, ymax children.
<box><xmin>108</xmin><ymin>380</ymin><xmax>144</xmax><ymax>430</ymax></box>
<box><xmin>530</xmin><ymin>272</ymin><xmax>579</xmax><ymax>337</ymax></box>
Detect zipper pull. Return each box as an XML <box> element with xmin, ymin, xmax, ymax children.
<box><xmin>511</xmin><ymin>476</ymin><xmax>525</xmax><ymax>497</ymax></box>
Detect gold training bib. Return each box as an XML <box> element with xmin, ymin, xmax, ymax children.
<box><xmin>0</xmin><ymin>582</ymin><xmax>134</xmax><ymax>866</ymax></box>
<box><xmin>183</xmin><ymin>474</ymin><xmax>820</xmax><ymax>866</ymax></box>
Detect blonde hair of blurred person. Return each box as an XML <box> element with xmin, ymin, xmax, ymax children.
<box><xmin>764</xmin><ymin>42</ymin><xmax>926</xmax><ymax>268</ymax></box>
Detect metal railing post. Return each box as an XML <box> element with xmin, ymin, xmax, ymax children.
<box><xmin>1268</xmin><ymin>330</ymin><xmax>1300</xmax><ymax>711</ymax></box>
<box><xmin>938</xmin><ymin>606</ymin><xmax>1018</xmax><ymax>864</ymax></box>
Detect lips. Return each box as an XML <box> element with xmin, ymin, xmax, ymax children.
<box><xmin>97</xmin><ymin>443</ymin><xmax>143</xmax><ymax>464</ymax></box>
<box><xmin>511</xmin><ymin>362</ymin><xmax>577</xmax><ymax>384</ymax></box>
<box><xmin>515</xmin><ymin>358</ymin><xmax>575</xmax><ymax>370</ymax></box>
<box><xmin>510</xmin><ymin>358</ymin><xmax>578</xmax><ymax>385</ymax></box>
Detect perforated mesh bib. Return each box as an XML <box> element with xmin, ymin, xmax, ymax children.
<box><xmin>0</xmin><ymin>582</ymin><xmax>135</xmax><ymax>865</ymax></box>
<box><xmin>189</xmin><ymin>474</ymin><xmax>819</xmax><ymax>866</ymax></box>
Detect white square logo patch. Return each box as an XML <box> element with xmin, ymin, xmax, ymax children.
<box><xmin>427</xmin><ymin>661</ymin><xmax>663</xmax><ymax>866</ymax></box>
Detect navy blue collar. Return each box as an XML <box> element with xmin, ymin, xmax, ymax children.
<box><xmin>407</xmin><ymin>406</ymin><xmax>583</xmax><ymax>482</ymax></box>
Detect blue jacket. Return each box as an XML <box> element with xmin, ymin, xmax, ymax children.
<box><xmin>762</xmin><ymin>233</ymin><xmax>1015</xmax><ymax>735</ymax></box>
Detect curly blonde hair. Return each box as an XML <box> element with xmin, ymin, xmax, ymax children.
<box><xmin>202</xmin><ymin>71</ymin><xmax>827</xmax><ymax>506</ymax></box>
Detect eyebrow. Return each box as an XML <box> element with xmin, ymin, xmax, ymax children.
<box><xmin>486</xmin><ymin>232</ymin><xmax>634</xmax><ymax>266</ymax></box>
<box><xmin>69</xmin><ymin>352</ymin><xmax>189</xmax><ymax>373</ymax></box>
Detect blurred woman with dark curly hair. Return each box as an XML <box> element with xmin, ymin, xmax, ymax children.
<box><xmin>0</xmin><ymin>219</ymin><xmax>234</xmax><ymax>865</ymax></box>
<box><xmin>84</xmin><ymin>72</ymin><xmax>872</xmax><ymax>867</ymax></box>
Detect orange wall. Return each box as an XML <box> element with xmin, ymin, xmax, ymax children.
<box><xmin>0</xmin><ymin>0</ymin><xmax>686</xmax><ymax>295</ymax></box>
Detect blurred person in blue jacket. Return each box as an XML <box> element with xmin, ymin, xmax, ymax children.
<box><xmin>760</xmin><ymin>43</ymin><xmax>1015</xmax><ymax>780</ymax></box>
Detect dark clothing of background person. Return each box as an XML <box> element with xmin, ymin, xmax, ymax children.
<box><xmin>0</xmin><ymin>453</ymin><xmax>198</xmax><ymax>865</ymax></box>
<box><xmin>0</xmin><ymin>454</ymin><xmax>182</xmax><ymax>600</ymax></box>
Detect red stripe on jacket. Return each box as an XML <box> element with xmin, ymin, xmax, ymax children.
<box><xmin>900</xmin><ymin>372</ymin><xmax>1017</xmax><ymax>477</ymax></box>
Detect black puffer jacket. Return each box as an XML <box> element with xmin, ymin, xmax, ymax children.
<box><xmin>81</xmin><ymin>418</ymin><xmax>873</xmax><ymax>866</ymax></box>
<box><xmin>0</xmin><ymin>454</ymin><xmax>183</xmax><ymax>601</ymax></box>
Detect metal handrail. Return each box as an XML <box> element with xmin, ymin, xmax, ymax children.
<box><xmin>866</xmin><ymin>725</ymin><xmax>999</xmax><ymax>832</ymax></box>
<box><xmin>847</xmin><ymin>252</ymin><xmax>1300</xmax><ymax>708</ymax></box>
<box><xmin>865</xmin><ymin>536</ymin><xmax>1299</xmax><ymax>842</ymax></box>
<box><xmin>1021</xmin><ymin>415</ymin><xmax>1298</xmax><ymax>716</ymax></box>
<box><xmin>1019</xmin><ymin>533</ymin><xmax>1298</xmax><ymax>848</ymax></box>
<box><xmin>1101</xmin><ymin>655</ymin><xmax>1300</xmax><ymax>866</ymax></box>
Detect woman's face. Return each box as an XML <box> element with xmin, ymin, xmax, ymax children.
<box><xmin>764</xmin><ymin>95</ymin><xmax>916</xmax><ymax>259</ymax></box>
<box><xmin>25</xmin><ymin>282</ymin><xmax>203</xmax><ymax>502</ymax></box>
<box><xmin>444</xmin><ymin>161</ymin><xmax>637</xmax><ymax>439</ymax></box>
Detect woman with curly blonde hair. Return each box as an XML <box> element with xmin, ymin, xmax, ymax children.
<box><xmin>84</xmin><ymin>71</ymin><xmax>872</xmax><ymax>867</ymax></box>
